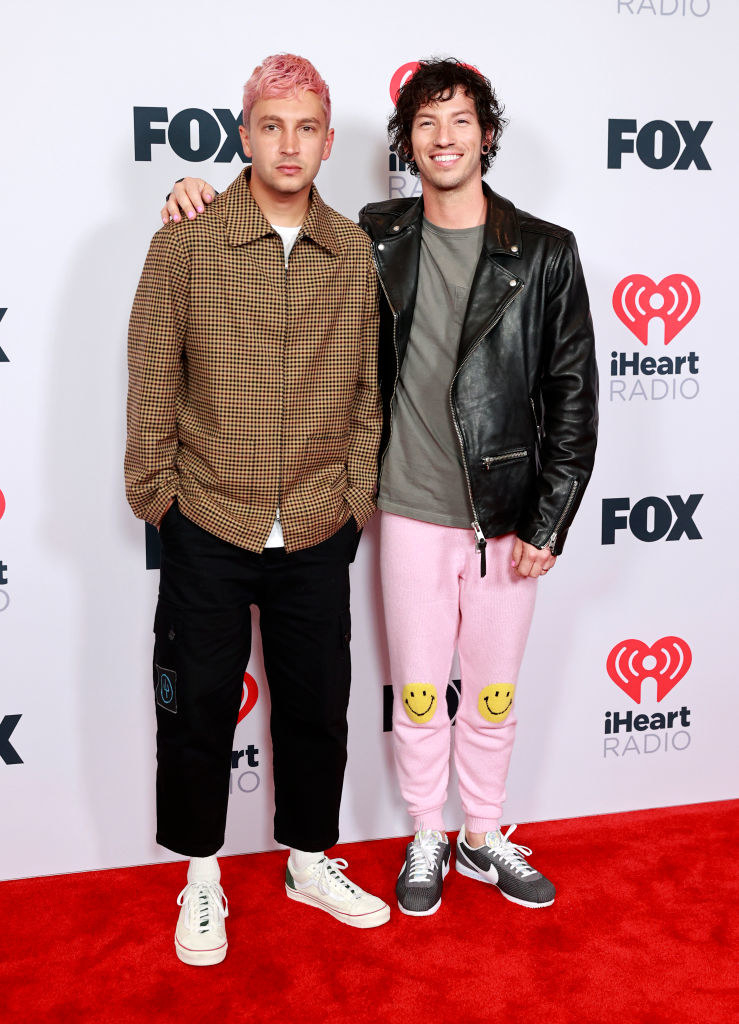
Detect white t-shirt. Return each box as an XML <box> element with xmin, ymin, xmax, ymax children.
<box><xmin>263</xmin><ymin>224</ymin><xmax>302</xmax><ymax>548</ymax></box>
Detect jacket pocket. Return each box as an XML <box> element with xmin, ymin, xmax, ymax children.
<box><xmin>481</xmin><ymin>447</ymin><xmax>529</xmax><ymax>470</ymax></box>
<box><xmin>303</xmin><ymin>431</ymin><xmax>349</xmax><ymax>478</ymax></box>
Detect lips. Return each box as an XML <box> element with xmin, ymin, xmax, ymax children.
<box><xmin>431</xmin><ymin>154</ymin><xmax>462</xmax><ymax>164</ymax></box>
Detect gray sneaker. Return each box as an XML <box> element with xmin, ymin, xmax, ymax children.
<box><xmin>455</xmin><ymin>824</ymin><xmax>555</xmax><ymax>908</ymax></box>
<box><xmin>396</xmin><ymin>829</ymin><xmax>451</xmax><ymax>916</ymax></box>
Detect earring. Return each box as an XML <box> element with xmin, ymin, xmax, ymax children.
<box><xmin>481</xmin><ymin>144</ymin><xmax>490</xmax><ymax>155</ymax></box>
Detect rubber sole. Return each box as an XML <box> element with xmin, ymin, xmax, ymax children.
<box><xmin>455</xmin><ymin>861</ymin><xmax>554</xmax><ymax>908</ymax></box>
<box><xmin>175</xmin><ymin>936</ymin><xmax>228</xmax><ymax>966</ymax></box>
<box><xmin>285</xmin><ymin>885</ymin><xmax>390</xmax><ymax>928</ymax></box>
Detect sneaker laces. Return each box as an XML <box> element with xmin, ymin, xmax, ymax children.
<box><xmin>177</xmin><ymin>881</ymin><xmax>229</xmax><ymax>933</ymax></box>
<box><xmin>485</xmin><ymin>824</ymin><xmax>536</xmax><ymax>877</ymax></box>
<box><xmin>408</xmin><ymin>830</ymin><xmax>445</xmax><ymax>883</ymax></box>
<box><xmin>314</xmin><ymin>857</ymin><xmax>363</xmax><ymax>902</ymax></box>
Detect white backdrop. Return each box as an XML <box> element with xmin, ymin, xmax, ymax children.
<box><xmin>1</xmin><ymin>0</ymin><xmax>736</xmax><ymax>881</ymax></box>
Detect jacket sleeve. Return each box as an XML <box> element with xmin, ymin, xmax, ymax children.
<box><xmin>516</xmin><ymin>232</ymin><xmax>599</xmax><ymax>555</ymax></box>
<box><xmin>124</xmin><ymin>225</ymin><xmax>189</xmax><ymax>526</ymax></box>
<box><xmin>343</xmin><ymin>253</ymin><xmax>382</xmax><ymax>529</ymax></box>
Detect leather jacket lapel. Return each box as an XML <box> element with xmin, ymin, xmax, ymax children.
<box><xmin>371</xmin><ymin>200</ymin><xmax>423</xmax><ymax>367</ymax></box>
<box><xmin>457</xmin><ymin>253</ymin><xmax>524</xmax><ymax>367</ymax></box>
<box><xmin>457</xmin><ymin>186</ymin><xmax>524</xmax><ymax>367</ymax></box>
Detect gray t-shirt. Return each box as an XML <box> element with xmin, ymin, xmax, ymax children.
<box><xmin>378</xmin><ymin>217</ymin><xmax>484</xmax><ymax>528</ymax></box>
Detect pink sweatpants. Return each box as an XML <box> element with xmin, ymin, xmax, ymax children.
<box><xmin>380</xmin><ymin>512</ymin><xmax>538</xmax><ymax>834</ymax></box>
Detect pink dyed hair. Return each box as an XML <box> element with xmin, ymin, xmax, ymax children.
<box><xmin>242</xmin><ymin>54</ymin><xmax>331</xmax><ymax>129</ymax></box>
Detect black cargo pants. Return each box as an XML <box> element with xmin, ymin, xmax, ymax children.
<box><xmin>152</xmin><ymin>501</ymin><xmax>359</xmax><ymax>857</ymax></box>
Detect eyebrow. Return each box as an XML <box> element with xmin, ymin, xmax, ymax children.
<box><xmin>257</xmin><ymin>115</ymin><xmax>322</xmax><ymax>126</ymax></box>
<box><xmin>414</xmin><ymin>107</ymin><xmax>475</xmax><ymax>120</ymax></box>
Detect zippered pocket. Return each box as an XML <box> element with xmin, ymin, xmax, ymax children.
<box><xmin>481</xmin><ymin>447</ymin><xmax>529</xmax><ymax>470</ymax></box>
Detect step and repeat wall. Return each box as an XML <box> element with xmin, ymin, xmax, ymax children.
<box><xmin>2</xmin><ymin>0</ymin><xmax>736</xmax><ymax>880</ymax></box>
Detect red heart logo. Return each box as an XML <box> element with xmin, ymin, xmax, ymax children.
<box><xmin>389</xmin><ymin>62</ymin><xmax>420</xmax><ymax>105</ymax></box>
<box><xmin>237</xmin><ymin>671</ymin><xmax>259</xmax><ymax>724</ymax></box>
<box><xmin>389</xmin><ymin>61</ymin><xmax>482</xmax><ymax>106</ymax></box>
<box><xmin>606</xmin><ymin>637</ymin><xmax>692</xmax><ymax>704</ymax></box>
<box><xmin>612</xmin><ymin>274</ymin><xmax>700</xmax><ymax>346</ymax></box>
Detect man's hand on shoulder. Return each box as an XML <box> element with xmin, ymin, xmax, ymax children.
<box><xmin>512</xmin><ymin>537</ymin><xmax>556</xmax><ymax>579</ymax></box>
<box><xmin>160</xmin><ymin>178</ymin><xmax>216</xmax><ymax>224</ymax></box>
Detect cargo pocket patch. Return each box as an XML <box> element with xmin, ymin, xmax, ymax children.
<box><xmin>155</xmin><ymin>665</ymin><xmax>178</xmax><ymax>714</ymax></box>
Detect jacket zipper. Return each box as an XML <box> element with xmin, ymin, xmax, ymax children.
<box><xmin>529</xmin><ymin>397</ymin><xmax>541</xmax><ymax>442</ymax></box>
<box><xmin>371</xmin><ymin>247</ymin><xmax>400</xmax><ymax>485</ymax></box>
<box><xmin>547</xmin><ymin>479</ymin><xmax>578</xmax><ymax>553</ymax></box>
<box><xmin>276</xmin><ymin>240</ymin><xmax>290</xmax><ymax>540</ymax></box>
<box><xmin>449</xmin><ymin>279</ymin><xmax>524</xmax><ymax>578</ymax></box>
<box><xmin>482</xmin><ymin>448</ymin><xmax>528</xmax><ymax>469</ymax></box>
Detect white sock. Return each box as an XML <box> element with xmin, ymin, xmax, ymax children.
<box><xmin>290</xmin><ymin>848</ymin><xmax>324</xmax><ymax>871</ymax></box>
<box><xmin>187</xmin><ymin>855</ymin><xmax>220</xmax><ymax>883</ymax></box>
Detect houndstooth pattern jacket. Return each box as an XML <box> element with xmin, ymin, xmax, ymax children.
<box><xmin>125</xmin><ymin>169</ymin><xmax>381</xmax><ymax>552</ymax></box>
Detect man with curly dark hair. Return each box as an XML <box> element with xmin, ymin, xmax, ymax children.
<box><xmin>161</xmin><ymin>56</ymin><xmax>598</xmax><ymax>921</ymax></box>
<box><xmin>359</xmin><ymin>58</ymin><xmax>598</xmax><ymax>918</ymax></box>
<box><xmin>388</xmin><ymin>59</ymin><xmax>507</xmax><ymax>176</ymax></box>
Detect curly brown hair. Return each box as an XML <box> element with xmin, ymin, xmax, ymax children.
<box><xmin>388</xmin><ymin>58</ymin><xmax>507</xmax><ymax>177</ymax></box>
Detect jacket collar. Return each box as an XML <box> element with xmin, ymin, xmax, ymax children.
<box><xmin>218</xmin><ymin>168</ymin><xmax>341</xmax><ymax>256</ymax></box>
<box><xmin>384</xmin><ymin>180</ymin><xmax>522</xmax><ymax>258</ymax></box>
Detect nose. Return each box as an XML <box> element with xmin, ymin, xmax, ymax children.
<box><xmin>433</xmin><ymin>121</ymin><xmax>453</xmax><ymax>147</ymax></box>
<box><xmin>281</xmin><ymin>128</ymin><xmax>300</xmax><ymax>154</ymax></box>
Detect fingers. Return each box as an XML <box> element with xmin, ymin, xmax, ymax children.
<box><xmin>161</xmin><ymin>178</ymin><xmax>212</xmax><ymax>225</ymax></box>
<box><xmin>161</xmin><ymin>190</ymin><xmax>187</xmax><ymax>225</ymax></box>
<box><xmin>513</xmin><ymin>538</ymin><xmax>557</xmax><ymax>578</ymax></box>
<box><xmin>511</xmin><ymin>536</ymin><xmax>523</xmax><ymax>568</ymax></box>
<box><xmin>534</xmin><ymin>551</ymin><xmax>557</xmax><ymax>578</ymax></box>
<box><xmin>515</xmin><ymin>545</ymin><xmax>536</xmax><ymax>577</ymax></box>
<box><xmin>184</xmin><ymin>178</ymin><xmax>209</xmax><ymax>216</ymax></box>
<box><xmin>172</xmin><ymin>179</ymin><xmax>197</xmax><ymax>222</ymax></box>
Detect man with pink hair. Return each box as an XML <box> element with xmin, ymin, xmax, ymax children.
<box><xmin>163</xmin><ymin>56</ymin><xmax>597</xmax><ymax>923</ymax></box>
<box><xmin>126</xmin><ymin>54</ymin><xmax>389</xmax><ymax>966</ymax></box>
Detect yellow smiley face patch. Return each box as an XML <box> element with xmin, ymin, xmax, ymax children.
<box><xmin>478</xmin><ymin>684</ymin><xmax>516</xmax><ymax>723</ymax></box>
<box><xmin>402</xmin><ymin>683</ymin><xmax>438</xmax><ymax>723</ymax></box>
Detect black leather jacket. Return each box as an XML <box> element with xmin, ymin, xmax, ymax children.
<box><xmin>359</xmin><ymin>183</ymin><xmax>598</xmax><ymax>558</ymax></box>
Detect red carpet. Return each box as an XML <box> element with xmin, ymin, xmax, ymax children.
<box><xmin>2</xmin><ymin>800</ymin><xmax>737</xmax><ymax>1024</ymax></box>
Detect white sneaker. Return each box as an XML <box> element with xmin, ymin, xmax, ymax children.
<box><xmin>285</xmin><ymin>855</ymin><xmax>390</xmax><ymax>929</ymax></box>
<box><xmin>175</xmin><ymin>880</ymin><xmax>229</xmax><ymax>965</ymax></box>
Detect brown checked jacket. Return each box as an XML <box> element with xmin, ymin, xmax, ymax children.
<box><xmin>125</xmin><ymin>169</ymin><xmax>382</xmax><ymax>552</ymax></box>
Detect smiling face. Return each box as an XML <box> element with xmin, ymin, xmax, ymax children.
<box><xmin>409</xmin><ymin>88</ymin><xmax>488</xmax><ymax>197</ymax></box>
<box><xmin>402</xmin><ymin>683</ymin><xmax>438</xmax><ymax>724</ymax></box>
<box><xmin>239</xmin><ymin>91</ymin><xmax>334</xmax><ymax>203</ymax></box>
<box><xmin>478</xmin><ymin>684</ymin><xmax>515</xmax><ymax>724</ymax></box>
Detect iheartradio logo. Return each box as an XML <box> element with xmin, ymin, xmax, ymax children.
<box><xmin>607</xmin><ymin>637</ymin><xmax>692</xmax><ymax>704</ymax></box>
<box><xmin>237</xmin><ymin>671</ymin><xmax>259</xmax><ymax>724</ymax></box>
<box><xmin>0</xmin><ymin>488</ymin><xmax>5</xmax><ymax>521</ymax></box>
<box><xmin>612</xmin><ymin>274</ymin><xmax>700</xmax><ymax>346</ymax></box>
<box><xmin>389</xmin><ymin>61</ymin><xmax>482</xmax><ymax>106</ymax></box>
<box><xmin>389</xmin><ymin>63</ymin><xmax>420</xmax><ymax>105</ymax></box>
